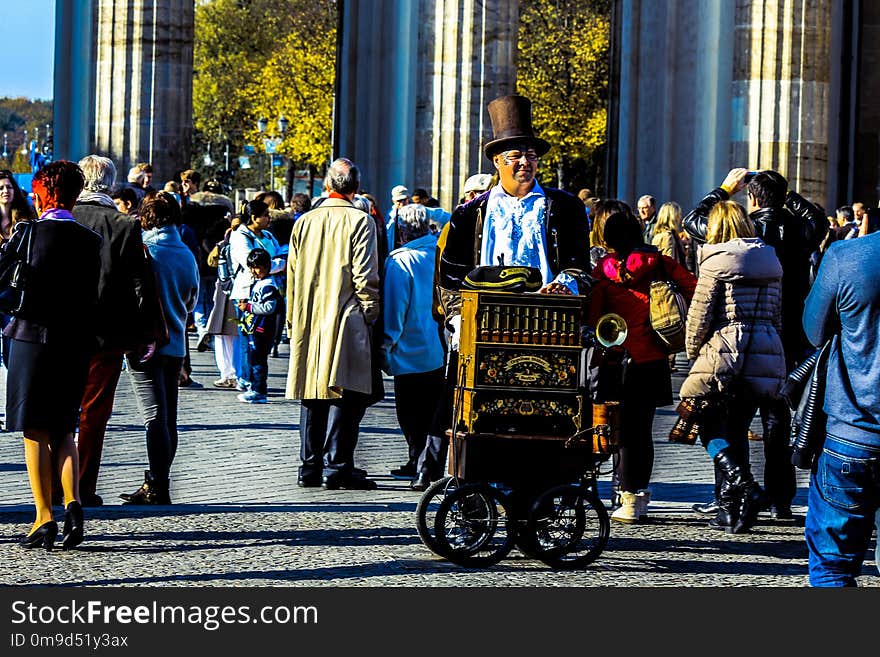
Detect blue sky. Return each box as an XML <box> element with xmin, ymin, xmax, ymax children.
<box><xmin>1</xmin><ymin>0</ymin><xmax>55</xmax><ymax>100</ymax></box>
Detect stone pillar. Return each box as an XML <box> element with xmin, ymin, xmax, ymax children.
<box><xmin>54</xmin><ymin>0</ymin><xmax>95</xmax><ymax>164</ymax></box>
<box><xmin>612</xmin><ymin>0</ymin><xmax>735</xmax><ymax>209</ymax></box>
<box><xmin>335</xmin><ymin>0</ymin><xmax>419</xmax><ymax>210</ymax></box>
<box><xmin>731</xmin><ymin>0</ymin><xmax>833</xmax><ymax>206</ymax></box>
<box><xmin>92</xmin><ymin>0</ymin><xmax>194</xmax><ymax>184</ymax></box>
<box><xmin>419</xmin><ymin>0</ymin><xmax>517</xmax><ymax>210</ymax></box>
<box><xmin>336</xmin><ymin>0</ymin><xmax>517</xmax><ymax>212</ymax></box>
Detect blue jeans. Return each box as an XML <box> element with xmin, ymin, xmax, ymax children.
<box><xmin>193</xmin><ymin>275</ymin><xmax>216</xmax><ymax>336</ymax></box>
<box><xmin>805</xmin><ymin>435</ymin><xmax>880</xmax><ymax>586</ymax></box>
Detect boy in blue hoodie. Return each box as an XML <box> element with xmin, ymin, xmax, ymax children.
<box><xmin>236</xmin><ymin>248</ymin><xmax>281</xmax><ymax>404</ymax></box>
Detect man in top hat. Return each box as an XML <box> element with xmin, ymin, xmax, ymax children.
<box><xmin>409</xmin><ymin>95</ymin><xmax>590</xmax><ymax>492</ymax></box>
<box><xmin>438</xmin><ymin>94</ymin><xmax>590</xmax><ymax>314</ymax></box>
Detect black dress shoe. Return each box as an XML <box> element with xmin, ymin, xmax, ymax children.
<box><xmin>692</xmin><ymin>499</ymin><xmax>719</xmax><ymax>515</ymax></box>
<box><xmin>390</xmin><ymin>462</ymin><xmax>417</xmax><ymax>480</ymax></box>
<box><xmin>410</xmin><ymin>472</ymin><xmax>432</xmax><ymax>492</ymax></box>
<box><xmin>322</xmin><ymin>474</ymin><xmax>377</xmax><ymax>491</ymax></box>
<box><xmin>20</xmin><ymin>521</ymin><xmax>58</xmax><ymax>550</ymax></box>
<box><xmin>62</xmin><ymin>501</ymin><xmax>84</xmax><ymax>550</ymax></box>
<box><xmin>770</xmin><ymin>504</ymin><xmax>794</xmax><ymax>520</ymax></box>
<box><xmin>80</xmin><ymin>493</ymin><xmax>103</xmax><ymax>508</ymax></box>
<box><xmin>297</xmin><ymin>477</ymin><xmax>322</xmax><ymax>488</ymax></box>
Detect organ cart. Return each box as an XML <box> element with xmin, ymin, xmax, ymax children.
<box><xmin>416</xmin><ymin>288</ymin><xmax>627</xmax><ymax>569</ymax></box>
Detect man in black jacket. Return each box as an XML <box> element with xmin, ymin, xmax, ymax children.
<box><xmin>72</xmin><ymin>155</ymin><xmax>157</xmax><ymax>506</ymax></box>
<box><xmin>683</xmin><ymin>167</ymin><xmax>828</xmax><ymax>519</ymax></box>
<box><xmin>412</xmin><ymin>95</ymin><xmax>590</xmax><ymax>491</ymax></box>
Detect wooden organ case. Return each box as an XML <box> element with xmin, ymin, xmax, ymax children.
<box><xmin>456</xmin><ymin>290</ymin><xmax>589</xmax><ymax>437</ymax></box>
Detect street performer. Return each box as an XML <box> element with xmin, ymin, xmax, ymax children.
<box><xmin>410</xmin><ymin>94</ymin><xmax>591</xmax><ymax>491</ymax></box>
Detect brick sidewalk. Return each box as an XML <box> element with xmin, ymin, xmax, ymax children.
<box><xmin>0</xmin><ymin>338</ymin><xmax>874</xmax><ymax>586</ymax></box>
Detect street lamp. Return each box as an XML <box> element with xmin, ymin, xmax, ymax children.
<box><xmin>257</xmin><ymin>117</ymin><xmax>268</xmax><ymax>189</ymax></box>
<box><xmin>2</xmin><ymin>133</ymin><xmax>7</xmax><ymax>160</ymax></box>
<box><xmin>274</xmin><ymin>115</ymin><xmax>289</xmax><ymax>196</ymax></box>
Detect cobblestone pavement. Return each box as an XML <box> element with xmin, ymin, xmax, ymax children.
<box><xmin>0</xmin><ymin>340</ymin><xmax>876</xmax><ymax>587</ymax></box>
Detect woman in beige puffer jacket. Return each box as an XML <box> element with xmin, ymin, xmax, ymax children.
<box><xmin>679</xmin><ymin>200</ymin><xmax>785</xmax><ymax>535</ymax></box>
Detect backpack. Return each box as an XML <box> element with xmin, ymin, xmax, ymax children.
<box><xmin>648</xmin><ymin>258</ymin><xmax>688</xmax><ymax>353</ymax></box>
<box><xmin>216</xmin><ymin>239</ymin><xmax>234</xmax><ymax>292</ymax></box>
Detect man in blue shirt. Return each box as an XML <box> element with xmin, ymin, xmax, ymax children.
<box><xmin>802</xmin><ymin>231</ymin><xmax>880</xmax><ymax>586</ymax></box>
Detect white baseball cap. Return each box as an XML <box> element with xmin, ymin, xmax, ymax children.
<box><xmin>391</xmin><ymin>185</ymin><xmax>409</xmax><ymax>202</ymax></box>
<box><xmin>463</xmin><ymin>173</ymin><xmax>493</xmax><ymax>194</ymax></box>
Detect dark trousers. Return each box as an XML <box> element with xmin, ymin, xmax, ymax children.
<box><xmin>394</xmin><ymin>368</ymin><xmax>446</xmax><ymax>466</ymax></box>
<box><xmin>700</xmin><ymin>388</ymin><xmax>758</xmax><ymax>466</ymax></box>
<box><xmin>760</xmin><ymin>398</ymin><xmax>796</xmax><ymax>507</ymax></box>
<box><xmin>612</xmin><ymin>359</ymin><xmax>670</xmax><ymax>494</ymax></box>
<box><xmin>299</xmin><ymin>390</ymin><xmax>368</xmax><ymax>481</ymax></box>
<box><xmin>417</xmin><ymin>352</ymin><xmax>459</xmax><ymax>479</ymax></box>
<box><xmin>128</xmin><ymin>355</ymin><xmax>183</xmax><ymax>482</ymax></box>
<box><xmin>77</xmin><ymin>349</ymin><xmax>125</xmax><ymax>497</ymax></box>
<box><xmin>248</xmin><ymin>331</ymin><xmax>274</xmax><ymax>396</ymax></box>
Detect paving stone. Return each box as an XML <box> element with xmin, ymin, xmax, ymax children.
<box><xmin>0</xmin><ymin>338</ymin><xmax>875</xmax><ymax>586</ymax></box>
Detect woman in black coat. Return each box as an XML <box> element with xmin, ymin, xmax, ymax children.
<box><xmin>3</xmin><ymin>161</ymin><xmax>102</xmax><ymax>550</ymax></box>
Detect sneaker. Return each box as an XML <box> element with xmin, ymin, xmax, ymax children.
<box><xmin>237</xmin><ymin>391</ymin><xmax>267</xmax><ymax>404</ymax></box>
<box><xmin>236</xmin><ymin>379</ymin><xmax>251</xmax><ymax>392</ymax></box>
<box><xmin>635</xmin><ymin>489</ymin><xmax>651</xmax><ymax>522</ymax></box>
<box><xmin>213</xmin><ymin>377</ymin><xmax>237</xmax><ymax>389</ymax></box>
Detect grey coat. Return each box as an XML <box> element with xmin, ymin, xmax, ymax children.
<box><xmin>679</xmin><ymin>238</ymin><xmax>786</xmax><ymax>400</ymax></box>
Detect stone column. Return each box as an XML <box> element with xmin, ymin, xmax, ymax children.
<box><xmin>53</xmin><ymin>0</ymin><xmax>95</xmax><ymax>164</ymax></box>
<box><xmin>336</xmin><ymin>0</ymin><xmax>517</xmax><ymax>212</ymax></box>
<box><xmin>612</xmin><ymin>0</ymin><xmax>735</xmax><ymax>209</ymax></box>
<box><xmin>419</xmin><ymin>0</ymin><xmax>517</xmax><ymax>210</ymax></box>
<box><xmin>92</xmin><ymin>0</ymin><xmax>194</xmax><ymax>184</ymax></box>
<box><xmin>731</xmin><ymin>0</ymin><xmax>833</xmax><ymax>206</ymax></box>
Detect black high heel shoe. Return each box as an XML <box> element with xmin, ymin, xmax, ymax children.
<box><xmin>62</xmin><ymin>501</ymin><xmax>84</xmax><ymax>550</ymax></box>
<box><xmin>19</xmin><ymin>521</ymin><xmax>58</xmax><ymax>550</ymax></box>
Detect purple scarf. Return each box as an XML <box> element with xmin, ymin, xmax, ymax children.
<box><xmin>38</xmin><ymin>208</ymin><xmax>75</xmax><ymax>222</ymax></box>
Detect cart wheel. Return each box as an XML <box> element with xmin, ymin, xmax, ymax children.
<box><xmin>526</xmin><ymin>484</ymin><xmax>609</xmax><ymax>569</ymax></box>
<box><xmin>415</xmin><ymin>476</ymin><xmax>458</xmax><ymax>557</ymax></box>
<box><xmin>433</xmin><ymin>483</ymin><xmax>514</xmax><ymax>567</ymax></box>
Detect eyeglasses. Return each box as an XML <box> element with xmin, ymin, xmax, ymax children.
<box><xmin>499</xmin><ymin>150</ymin><xmax>539</xmax><ymax>165</ymax></box>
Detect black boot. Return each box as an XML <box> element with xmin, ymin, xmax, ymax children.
<box><xmin>120</xmin><ymin>471</ymin><xmax>171</xmax><ymax>505</ymax></box>
<box><xmin>708</xmin><ymin>450</ymin><xmax>765</xmax><ymax>534</ymax></box>
<box><xmin>734</xmin><ymin>468</ymin><xmax>766</xmax><ymax>534</ymax></box>
<box><xmin>693</xmin><ymin>463</ymin><xmax>723</xmax><ymax>514</ymax></box>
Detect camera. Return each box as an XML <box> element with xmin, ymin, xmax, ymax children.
<box><xmin>743</xmin><ymin>170</ymin><xmax>758</xmax><ymax>183</ymax></box>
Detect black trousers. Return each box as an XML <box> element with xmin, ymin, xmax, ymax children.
<box><xmin>759</xmin><ymin>398</ymin><xmax>795</xmax><ymax>507</ymax></box>
<box><xmin>299</xmin><ymin>390</ymin><xmax>368</xmax><ymax>481</ymax></box>
<box><xmin>416</xmin><ymin>352</ymin><xmax>459</xmax><ymax>479</ymax></box>
<box><xmin>612</xmin><ymin>359</ymin><xmax>671</xmax><ymax>494</ymax></box>
<box><xmin>394</xmin><ymin>368</ymin><xmax>446</xmax><ymax>466</ymax></box>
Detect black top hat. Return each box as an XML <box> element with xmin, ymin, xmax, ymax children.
<box><xmin>483</xmin><ymin>95</ymin><xmax>551</xmax><ymax>160</ymax></box>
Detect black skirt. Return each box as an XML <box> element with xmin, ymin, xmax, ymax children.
<box><xmin>5</xmin><ymin>339</ymin><xmax>92</xmax><ymax>434</ymax></box>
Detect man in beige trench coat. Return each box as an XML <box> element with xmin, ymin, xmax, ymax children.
<box><xmin>286</xmin><ymin>158</ymin><xmax>381</xmax><ymax>490</ymax></box>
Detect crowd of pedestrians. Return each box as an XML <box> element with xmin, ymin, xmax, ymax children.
<box><xmin>1</xmin><ymin>93</ymin><xmax>878</xmax><ymax>587</ymax></box>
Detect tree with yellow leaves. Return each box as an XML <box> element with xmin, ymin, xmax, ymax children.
<box><xmin>517</xmin><ymin>0</ymin><xmax>610</xmax><ymax>194</ymax></box>
<box><xmin>193</xmin><ymin>0</ymin><xmax>337</xmax><ymax>191</ymax></box>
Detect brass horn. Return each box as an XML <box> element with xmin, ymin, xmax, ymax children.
<box><xmin>595</xmin><ymin>313</ymin><xmax>628</xmax><ymax>348</ymax></box>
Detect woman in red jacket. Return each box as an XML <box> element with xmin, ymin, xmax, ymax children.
<box><xmin>588</xmin><ymin>207</ymin><xmax>696</xmax><ymax>524</ymax></box>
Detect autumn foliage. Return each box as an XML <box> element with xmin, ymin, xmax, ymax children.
<box><xmin>518</xmin><ymin>0</ymin><xmax>611</xmax><ymax>193</ymax></box>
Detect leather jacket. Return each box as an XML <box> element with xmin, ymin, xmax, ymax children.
<box><xmin>683</xmin><ymin>187</ymin><xmax>828</xmax><ymax>367</ymax></box>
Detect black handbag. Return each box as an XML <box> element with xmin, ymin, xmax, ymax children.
<box><xmin>780</xmin><ymin>338</ymin><xmax>833</xmax><ymax>470</ymax></box>
<box><xmin>0</xmin><ymin>221</ymin><xmax>34</xmax><ymax>315</ymax></box>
